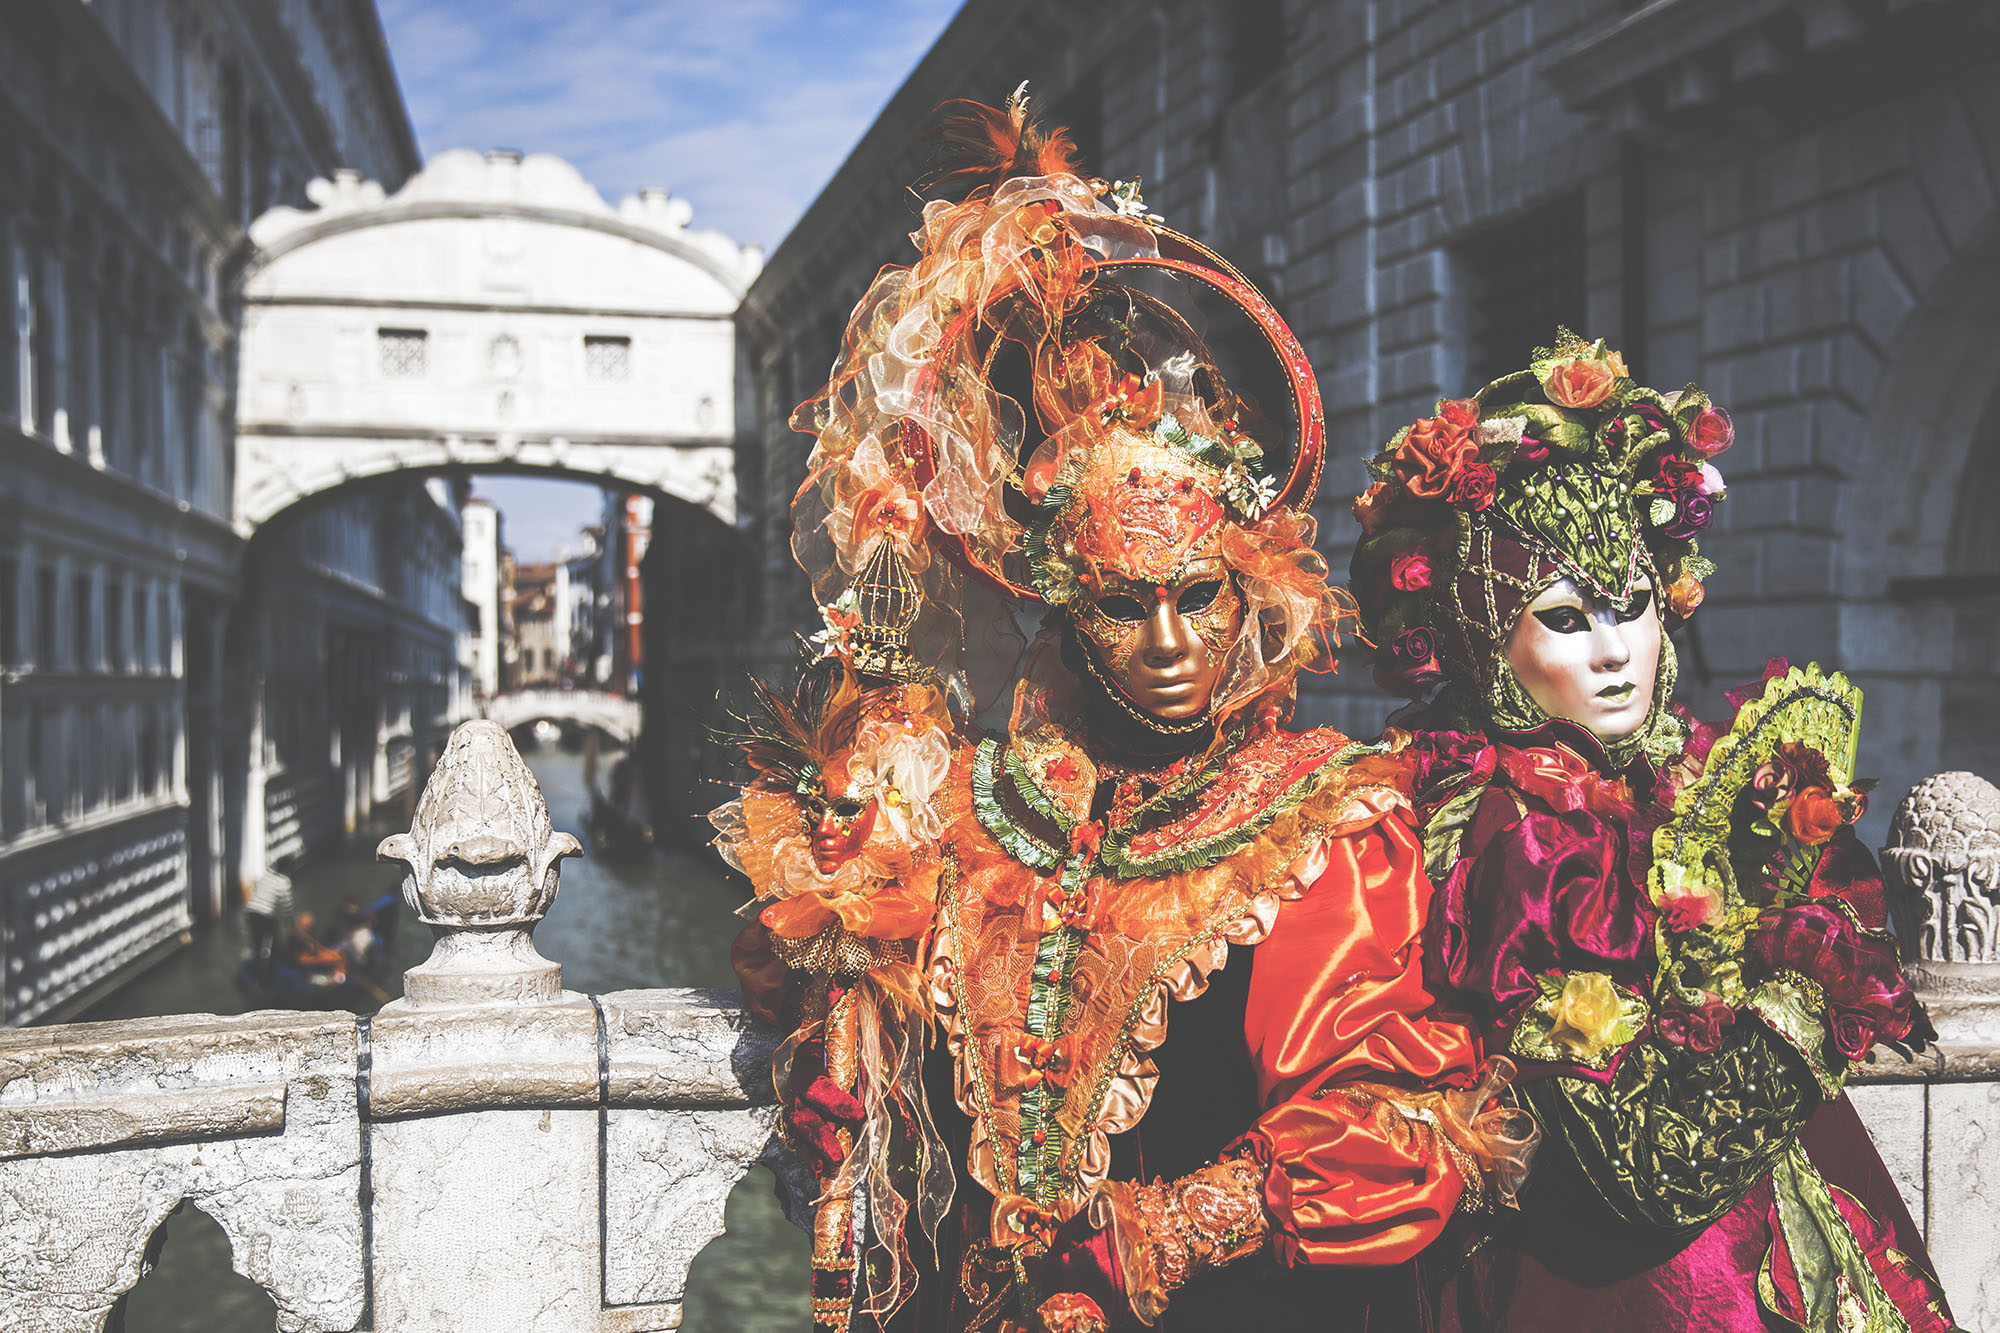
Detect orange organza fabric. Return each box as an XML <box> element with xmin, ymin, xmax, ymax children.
<box><xmin>1237</xmin><ymin>813</ymin><xmax>1481</xmax><ymax>1266</ymax></box>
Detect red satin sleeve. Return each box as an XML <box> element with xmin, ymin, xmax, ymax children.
<box><xmin>1233</xmin><ymin>810</ymin><xmax>1481</xmax><ymax>1266</ymax></box>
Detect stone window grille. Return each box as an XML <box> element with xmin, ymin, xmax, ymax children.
<box><xmin>71</xmin><ymin>571</ymin><xmax>91</xmax><ymax>671</ymax></box>
<box><xmin>378</xmin><ymin>327</ymin><xmax>429</xmax><ymax>379</ymax></box>
<box><xmin>0</xmin><ymin>555</ymin><xmax>16</xmax><ymax>668</ymax></box>
<box><xmin>585</xmin><ymin>335</ymin><xmax>632</xmax><ymax>383</ymax></box>
<box><xmin>35</xmin><ymin>566</ymin><xmax>56</xmax><ymax>672</ymax></box>
<box><xmin>107</xmin><ymin>578</ymin><xmax>126</xmax><ymax>673</ymax></box>
<box><xmin>1456</xmin><ymin>195</ymin><xmax>1588</xmax><ymax>388</ymax></box>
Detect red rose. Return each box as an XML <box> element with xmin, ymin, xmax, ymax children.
<box><xmin>1387</xmin><ymin>626</ymin><xmax>1444</xmax><ymax>693</ymax></box>
<box><xmin>1829</xmin><ymin>1008</ymin><xmax>1876</xmax><ymax>1061</ymax></box>
<box><xmin>1687</xmin><ymin>406</ymin><xmax>1734</xmax><ymax>456</ymax></box>
<box><xmin>1393</xmin><ymin>416</ymin><xmax>1479</xmax><ymax>498</ymax></box>
<box><xmin>1446</xmin><ymin>462</ymin><xmax>1497</xmax><ymax>510</ymax></box>
<box><xmin>1656</xmin><ymin>992</ymin><xmax>1735</xmax><ymax>1054</ymax></box>
<box><xmin>1654</xmin><ymin>456</ymin><xmax>1703</xmax><ymax>493</ymax></box>
<box><xmin>1390</xmin><ymin>549</ymin><xmax>1434</xmax><ymax>591</ymax></box>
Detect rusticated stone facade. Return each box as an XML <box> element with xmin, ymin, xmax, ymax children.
<box><xmin>734</xmin><ymin>0</ymin><xmax>2000</xmax><ymax>849</ymax></box>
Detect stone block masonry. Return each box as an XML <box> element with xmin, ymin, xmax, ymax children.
<box><xmin>732</xmin><ymin>0</ymin><xmax>2000</xmax><ymax>852</ymax></box>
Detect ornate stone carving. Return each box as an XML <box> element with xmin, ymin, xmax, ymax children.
<box><xmin>376</xmin><ymin>719</ymin><xmax>581</xmax><ymax>1007</ymax></box>
<box><xmin>1885</xmin><ymin>771</ymin><xmax>2000</xmax><ymax>964</ymax></box>
<box><xmin>1883</xmin><ymin>771</ymin><xmax>2000</xmax><ymax>1047</ymax></box>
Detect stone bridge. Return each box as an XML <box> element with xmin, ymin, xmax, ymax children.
<box><xmin>233</xmin><ymin>151</ymin><xmax>763</xmax><ymax>537</ymax></box>
<box><xmin>0</xmin><ymin>721</ymin><xmax>804</xmax><ymax>1333</ymax></box>
<box><xmin>483</xmin><ymin>688</ymin><xmax>642</xmax><ymax>746</ymax></box>
<box><xmin>0</xmin><ymin>724</ymin><xmax>1997</xmax><ymax>1330</ymax></box>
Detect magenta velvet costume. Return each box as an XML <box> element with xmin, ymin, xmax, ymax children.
<box><xmin>1405</xmin><ymin>714</ymin><xmax>1951</xmax><ymax>1332</ymax></box>
<box><xmin>1346</xmin><ymin>333</ymin><xmax>1960</xmax><ymax>1331</ymax></box>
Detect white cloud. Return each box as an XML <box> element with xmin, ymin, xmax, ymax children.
<box><xmin>376</xmin><ymin>0</ymin><xmax>961</xmax><ymax>249</ymax></box>
<box><xmin>372</xmin><ymin>1</ymin><xmax>959</xmax><ymax>558</ymax></box>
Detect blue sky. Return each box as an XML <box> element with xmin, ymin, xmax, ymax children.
<box><xmin>374</xmin><ymin>0</ymin><xmax>963</xmax><ymax>557</ymax></box>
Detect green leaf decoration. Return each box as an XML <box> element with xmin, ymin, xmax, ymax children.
<box><xmin>1489</xmin><ymin>461</ymin><xmax>1642</xmax><ymax>600</ymax></box>
<box><xmin>1647</xmin><ymin>663</ymin><xmax>1864</xmax><ymax>1009</ymax></box>
<box><xmin>1670</xmin><ymin>384</ymin><xmax>1711</xmax><ymax>434</ymax></box>
<box><xmin>1484</xmin><ymin>402</ymin><xmax>1593</xmax><ymax>458</ymax></box>
<box><xmin>1763</xmin><ymin>1143</ymin><xmax>1915</xmax><ymax>1332</ymax></box>
<box><xmin>1749</xmin><ymin>973</ymin><xmax>1843</xmax><ymax>1098</ymax></box>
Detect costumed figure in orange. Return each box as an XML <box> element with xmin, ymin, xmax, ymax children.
<box><xmin>715</xmin><ymin>88</ymin><xmax>1535</xmax><ymax>1333</ymax></box>
<box><xmin>1349</xmin><ymin>331</ymin><xmax>1959</xmax><ymax>1330</ymax></box>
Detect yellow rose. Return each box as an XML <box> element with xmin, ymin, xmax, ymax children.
<box><xmin>1550</xmin><ymin>972</ymin><xmax>1625</xmax><ymax>1058</ymax></box>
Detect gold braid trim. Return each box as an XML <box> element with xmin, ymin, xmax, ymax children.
<box><xmin>1088</xmin><ymin>1156</ymin><xmax>1269</xmax><ymax>1324</ymax></box>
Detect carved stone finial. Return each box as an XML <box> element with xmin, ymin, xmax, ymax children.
<box><xmin>377</xmin><ymin>720</ymin><xmax>582</xmax><ymax>1007</ymax></box>
<box><xmin>1884</xmin><ymin>772</ymin><xmax>2000</xmax><ymax>964</ymax></box>
<box><xmin>1882</xmin><ymin>771</ymin><xmax>2000</xmax><ymax>1044</ymax></box>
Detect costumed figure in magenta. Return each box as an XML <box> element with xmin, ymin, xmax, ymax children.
<box><xmin>1349</xmin><ymin>331</ymin><xmax>1959</xmax><ymax>1331</ymax></box>
<box><xmin>712</xmin><ymin>91</ymin><xmax>1536</xmax><ymax>1333</ymax></box>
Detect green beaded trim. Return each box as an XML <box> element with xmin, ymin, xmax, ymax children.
<box><xmin>1017</xmin><ymin>906</ymin><xmax>1085</xmax><ymax>1204</ymax></box>
<box><xmin>1004</xmin><ymin>745</ymin><xmax>1081</xmax><ymax>835</ymax></box>
<box><xmin>971</xmin><ymin>738</ymin><xmax>1063</xmax><ymax>871</ymax></box>
<box><xmin>1099</xmin><ymin>738</ymin><xmax>1381</xmax><ymax>880</ymax></box>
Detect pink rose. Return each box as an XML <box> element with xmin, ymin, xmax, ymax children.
<box><xmin>1390</xmin><ymin>550</ymin><xmax>1434</xmax><ymax>591</ymax></box>
<box><xmin>1658</xmin><ymin>868</ymin><xmax>1724</xmax><ymax>932</ymax></box>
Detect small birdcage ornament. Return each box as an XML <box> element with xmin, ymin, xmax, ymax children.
<box><xmin>848</xmin><ymin>539</ymin><xmax>929</xmax><ymax>682</ymax></box>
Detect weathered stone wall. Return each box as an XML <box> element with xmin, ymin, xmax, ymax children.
<box><xmin>734</xmin><ymin>0</ymin><xmax>2000</xmax><ymax>847</ymax></box>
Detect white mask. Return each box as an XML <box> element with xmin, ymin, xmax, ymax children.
<box><xmin>1504</xmin><ymin>576</ymin><xmax>1662</xmax><ymax>742</ymax></box>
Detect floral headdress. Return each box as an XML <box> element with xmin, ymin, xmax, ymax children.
<box><xmin>1351</xmin><ymin>331</ymin><xmax>1733</xmax><ymax>750</ymax></box>
<box><xmin>790</xmin><ymin>87</ymin><xmax>1346</xmax><ymax>726</ymax></box>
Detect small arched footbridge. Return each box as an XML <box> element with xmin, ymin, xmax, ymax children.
<box><xmin>483</xmin><ymin>689</ymin><xmax>641</xmax><ymax>746</ymax></box>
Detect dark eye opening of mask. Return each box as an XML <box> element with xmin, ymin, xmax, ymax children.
<box><xmin>1096</xmin><ymin>593</ymin><xmax>1148</xmax><ymax>623</ymax></box>
<box><xmin>1177</xmin><ymin>581</ymin><xmax>1223</xmax><ymax>613</ymax></box>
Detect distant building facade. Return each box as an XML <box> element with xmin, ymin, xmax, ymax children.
<box><xmin>462</xmin><ymin>497</ymin><xmax>504</xmax><ymax>700</ymax></box>
<box><xmin>0</xmin><ymin>0</ymin><xmax>417</xmax><ymax>1023</ymax></box>
<box><xmin>243</xmin><ymin>478</ymin><xmax>466</xmax><ymax>872</ymax></box>
<box><xmin>510</xmin><ymin>562</ymin><xmax>562</xmax><ymax>688</ymax></box>
<box><xmin>735</xmin><ymin>0</ymin><xmax>2000</xmax><ymax>838</ymax></box>
<box><xmin>235</xmin><ymin>149</ymin><xmax>760</xmax><ymax>852</ymax></box>
<box><xmin>561</xmin><ymin>525</ymin><xmax>605</xmax><ymax>681</ymax></box>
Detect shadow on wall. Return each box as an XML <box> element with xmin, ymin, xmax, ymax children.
<box><xmin>105</xmin><ymin>1171</ymin><xmax>806</xmax><ymax>1333</ymax></box>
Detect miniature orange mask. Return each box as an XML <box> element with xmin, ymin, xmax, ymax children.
<box><xmin>808</xmin><ymin>792</ymin><xmax>878</xmax><ymax>875</ymax></box>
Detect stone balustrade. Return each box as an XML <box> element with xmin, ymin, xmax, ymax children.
<box><xmin>0</xmin><ymin>721</ymin><xmax>1996</xmax><ymax>1329</ymax></box>
<box><xmin>1850</xmin><ymin>769</ymin><xmax>2000</xmax><ymax>1329</ymax></box>
<box><xmin>0</xmin><ymin>721</ymin><xmax>790</xmax><ymax>1333</ymax></box>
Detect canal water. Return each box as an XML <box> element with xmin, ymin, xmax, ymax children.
<box><xmin>77</xmin><ymin>743</ymin><xmax>809</xmax><ymax>1331</ymax></box>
